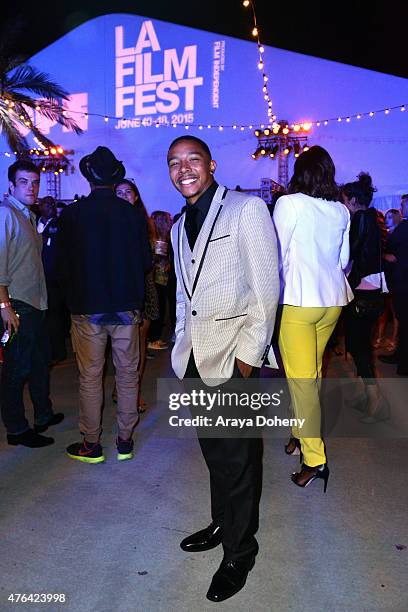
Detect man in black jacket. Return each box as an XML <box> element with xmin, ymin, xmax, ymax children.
<box><xmin>38</xmin><ymin>196</ymin><xmax>67</xmax><ymax>363</ymax></box>
<box><xmin>383</xmin><ymin>196</ymin><xmax>408</xmax><ymax>375</ymax></box>
<box><xmin>57</xmin><ymin>147</ymin><xmax>151</xmax><ymax>463</ymax></box>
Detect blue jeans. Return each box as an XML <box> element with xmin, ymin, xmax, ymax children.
<box><xmin>1</xmin><ymin>300</ymin><xmax>53</xmax><ymax>434</ymax></box>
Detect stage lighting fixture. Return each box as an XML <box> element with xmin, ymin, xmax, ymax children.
<box><xmin>251</xmin><ymin>146</ymin><xmax>263</xmax><ymax>160</ymax></box>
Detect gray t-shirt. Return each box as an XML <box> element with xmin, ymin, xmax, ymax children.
<box><xmin>0</xmin><ymin>196</ymin><xmax>47</xmax><ymax>310</ymax></box>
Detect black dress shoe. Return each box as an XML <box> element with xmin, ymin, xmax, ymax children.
<box><xmin>7</xmin><ymin>429</ymin><xmax>54</xmax><ymax>447</ymax></box>
<box><xmin>180</xmin><ymin>523</ymin><xmax>223</xmax><ymax>552</ymax></box>
<box><xmin>34</xmin><ymin>413</ymin><xmax>64</xmax><ymax>433</ymax></box>
<box><xmin>378</xmin><ymin>353</ymin><xmax>398</xmax><ymax>364</ymax></box>
<box><xmin>206</xmin><ymin>557</ymin><xmax>255</xmax><ymax>602</ymax></box>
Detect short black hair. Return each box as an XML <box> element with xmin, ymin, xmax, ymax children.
<box><xmin>40</xmin><ymin>196</ymin><xmax>56</xmax><ymax>205</ymax></box>
<box><xmin>167</xmin><ymin>135</ymin><xmax>212</xmax><ymax>160</ymax></box>
<box><xmin>8</xmin><ymin>160</ymin><xmax>40</xmax><ymax>185</ymax></box>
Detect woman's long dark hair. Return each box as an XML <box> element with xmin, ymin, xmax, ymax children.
<box><xmin>288</xmin><ymin>145</ymin><xmax>339</xmax><ymax>201</ymax></box>
<box><xmin>342</xmin><ymin>172</ymin><xmax>377</xmax><ymax>208</ymax></box>
<box><xmin>114</xmin><ymin>178</ymin><xmax>155</xmax><ymax>239</ymax></box>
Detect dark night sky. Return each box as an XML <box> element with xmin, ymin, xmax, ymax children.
<box><xmin>1</xmin><ymin>0</ymin><xmax>407</xmax><ymax>79</ymax></box>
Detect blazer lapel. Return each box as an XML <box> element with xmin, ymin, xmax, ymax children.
<box><xmin>177</xmin><ymin>213</ymin><xmax>192</xmax><ymax>300</ymax></box>
<box><xmin>191</xmin><ymin>185</ymin><xmax>227</xmax><ymax>296</ymax></box>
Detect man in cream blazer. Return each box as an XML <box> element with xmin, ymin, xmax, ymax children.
<box><xmin>167</xmin><ymin>135</ymin><xmax>279</xmax><ymax>603</ymax></box>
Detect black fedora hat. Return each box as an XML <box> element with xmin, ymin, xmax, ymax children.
<box><xmin>79</xmin><ymin>146</ymin><xmax>125</xmax><ymax>185</ymax></box>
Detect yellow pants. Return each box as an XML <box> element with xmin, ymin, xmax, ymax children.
<box><xmin>278</xmin><ymin>305</ymin><xmax>342</xmax><ymax>467</ymax></box>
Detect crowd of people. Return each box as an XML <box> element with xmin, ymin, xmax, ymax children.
<box><xmin>0</xmin><ymin>137</ymin><xmax>407</xmax><ymax>602</ymax></box>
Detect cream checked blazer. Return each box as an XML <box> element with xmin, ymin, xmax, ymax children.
<box><xmin>171</xmin><ymin>184</ymin><xmax>280</xmax><ymax>384</ymax></box>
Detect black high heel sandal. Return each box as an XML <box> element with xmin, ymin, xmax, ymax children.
<box><xmin>284</xmin><ymin>437</ymin><xmax>303</xmax><ymax>464</ymax></box>
<box><xmin>291</xmin><ymin>463</ymin><xmax>330</xmax><ymax>493</ymax></box>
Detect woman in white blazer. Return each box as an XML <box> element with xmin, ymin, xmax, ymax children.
<box><xmin>273</xmin><ymin>146</ymin><xmax>353</xmax><ymax>491</ymax></box>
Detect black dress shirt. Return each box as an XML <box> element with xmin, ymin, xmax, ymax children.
<box><xmin>183</xmin><ymin>181</ymin><xmax>218</xmax><ymax>250</ymax></box>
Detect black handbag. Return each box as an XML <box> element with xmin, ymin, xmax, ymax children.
<box><xmin>353</xmin><ymin>293</ymin><xmax>384</xmax><ymax>319</ymax></box>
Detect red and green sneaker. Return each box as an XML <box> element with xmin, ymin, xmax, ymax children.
<box><xmin>66</xmin><ymin>440</ymin><xmax>105</xmax><ymax>464</ymax></box>
<box><xmin>117</xmin><ymin>437</ymin><xmax>134</xmax><ymax>461</ymax></box>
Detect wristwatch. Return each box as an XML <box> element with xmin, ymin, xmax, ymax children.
<box><xmin>0</xmin><ymin>302</ymin><xmax>12</xmax><ymax>309</ymax></box>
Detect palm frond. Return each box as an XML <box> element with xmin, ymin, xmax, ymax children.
<box><xmin>0</xmin><ymin>108</ymin><xmax>29</xmax><ymax>153</ymax></box>
<box><xmin>35</xmin><ymin>101</ymin><xmax>83</xmax><ymax>135</ymax></box>
<box><xmin>6</xmin><ymin>64</ymin><xmax>70</xmax><ymax>100</ymax></box>
<box><xmin>29</xmin><ymin>124</ymin><xmax>58</xmax><ymax>150</ymax></box>
<box><xmin>0</xmin><ymin>55</ymin><xmax>26</xmax><ymax>85</ymax></box>
<box><xmin>6</xmin><ymin>93</ymin><xmax>83</xmax><ymax>135</ymax></box>
<box><xmin>0</xmin><ymin>53</ymin><xmax>83</xmax><ymax>155</ymax></box>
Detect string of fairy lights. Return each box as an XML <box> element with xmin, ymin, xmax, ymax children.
<box><xmin>0</xmin><ymin>0</ymin><xmax>406</xmax><ymax>155</ymax></box>
<box><xmin>239</xmin><ymin>0</ymin><xmax>407</xmax><ymax>135</ymax></box>
<box><xmin>0</xmin><ymin>99</ymin><xmax>405</xmax><ymax>157</ymax></box>
<box><xmin>242</xmin><ymin>0</ymin><xmax>275</xmax><ymax>123</ymax></box>
<box><xmin>61</xmin><ymin>100</ymin><xmax>407</xmax><ymax>129</ymax></box>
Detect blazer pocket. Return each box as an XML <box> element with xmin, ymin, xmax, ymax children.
<box><xmin>208</xmin><ymin>234</ymin><xmax>231</xmax><ymax>243</ymax></box>
<box><xmin>214</xmin><ymin>313</ymin><xmax>247</xmax><ymax>321</ymax></box>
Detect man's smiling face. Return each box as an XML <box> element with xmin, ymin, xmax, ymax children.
<box><xmin>167</xmin><ymin>139</ymin><xmax>216</xmax><ymax>204</ymax></box>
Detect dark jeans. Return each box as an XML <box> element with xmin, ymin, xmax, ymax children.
<box><xmin>186</xmin><ymin>352</ymin><xmax>263</xmax><ymax>562</ymax></box>
<box><xmin>149</xmin><ymin>283</ymin><xmax>168</xmax><ymax>342</ymax></box>
<box><xmin>46</xmin><ymin>285</ymin><xmax>68</xmax><ymax>362</ymax></box>
<box><xmin>344</xmin><ymin>289</ymin><xmax>384</xmax><ymax>383</ymax></box>
<box><xmin>1</xmin><ymin>300</ymin><xmax>53</xmax><ymax>434</ymax></box>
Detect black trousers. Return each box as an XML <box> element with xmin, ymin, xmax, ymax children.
<box><xmin>394</xmin><ymin>292</ymin><xmax>408</xmax><ymax>374</ymax></box>
<box><xmin>149</xmin><ymin>283</ymin><xmax>168</xmax><ymax>342</ymax></box>
<box><xmin>185</xmin><ymin>352</ymin><xmax>263</xmax><ymax>562</ymax></box>
<box><xmin>1</xmin><ymin>300</ymin><xmax>53</xmax><ymax>434</ymax></box>
<box><xmin>46</xmin><ymin>285</ymin><xmax>67</xmax><ymax>362</ymax></box>
<box><xmin>344</xmin><ymin>289</ymin><xmax>384</xmax><ymax>383</ymax></box>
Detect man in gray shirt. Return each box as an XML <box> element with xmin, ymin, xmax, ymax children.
<box><xmin>0</xmin><ymin>160</ymin><xmax>64</xmax><ymax>447</ymax></box>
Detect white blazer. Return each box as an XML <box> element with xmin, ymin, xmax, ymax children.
<box><xmin>273</xmin><ymin>193</ymin><xmax>353</xmax><ymax>307</ymax></box>
<box><xmin>171</xmin><ymin>184</ymin><xmax>280</xmax><ymax>384</ymax></box>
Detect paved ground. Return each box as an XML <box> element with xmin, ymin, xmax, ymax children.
<box><xmin>0</xmin><ymin>342</ymin><xmax>407</xmax><ymax>612</ymax></box>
